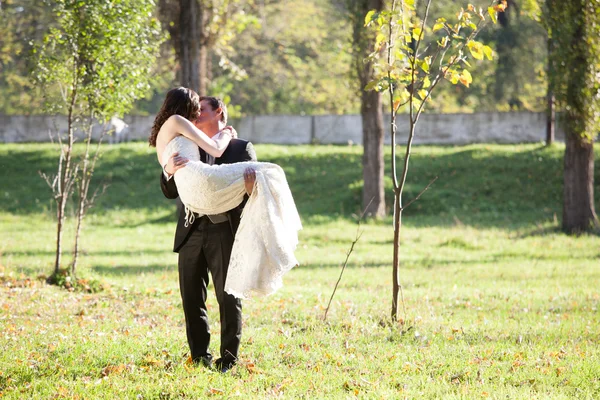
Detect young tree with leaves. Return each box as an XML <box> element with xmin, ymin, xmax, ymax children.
<box><xmin>365</xmin><ymin>0</ymin><xmax>503</xmax><ymax>320</ymax></box>
<box><xmin>35</xmin><ymin>0</ymin><xmax>164</xmax><ymax>283</ymax></box>
<box><xmin>544</xmin><ymin>0</ymin><xmax>599</xmax><ymax>233</ymax></box>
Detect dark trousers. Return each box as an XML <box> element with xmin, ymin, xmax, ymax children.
<box><xmin>177</xmin><ymin>217</ymin><xmax>242</xmax><ymax>364</ymax></box>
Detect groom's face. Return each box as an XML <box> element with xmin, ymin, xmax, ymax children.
<box><xmin>195</xmin><ymin>100</ymin><xmax>221</xmax><ymax>128</ymax></box>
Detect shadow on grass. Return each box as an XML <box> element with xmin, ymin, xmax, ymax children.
<box><xmin>515</xmin><ymin>224</ymin><xmax>600</xmax><ymax>238</ymax></box>
<box><xmin>4</xmin><ymin>249</ymin><xmax>172</xmax><ymax>257</ymax></box>
<box><xmin>2</xmin><ymin>143</ymin><xmax>599</xmax><ymax>229</ymax></box>
<box><xmin>91</xmin><ymin>264</ymin><xmax>172</xmax><ymax>276</ymax></box>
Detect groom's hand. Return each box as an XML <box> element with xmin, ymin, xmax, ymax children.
<box><xmin>164</xmin><ymin>152</ymin><xmax>189</xmax><ymax>177</ymax></box>
<box><xmin>244</xmin><ymin>167</ymin><xmax>256</xmax><ymax>195</ymax></box>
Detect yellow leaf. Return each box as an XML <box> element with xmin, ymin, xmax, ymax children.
<box><xmin>422</xmin><ymin>76</ymin><xmax>431</xmax><ymax>89</ymax></box>
<box><xmin>494</xmin><ymin>1</ymin><xmax>508</xmax><ymax>12</ymax></box>
<box><xmin>467</xmin><ymin>4</ymin><xmax>475</xmax><ymax>11</ymax></box>
<box><xmin>467</xmin><ymin>42</ymin><xmax>484</xmax><ymax>60</ymax></box>
<box><xmin>412</xmin><ymin>27</ymin><xmax>422</xmax><ymax>41</ymax></box>
<box><xmin>449</xmin><ymin>70</ymin><xmax>460</xmax><ymax>85</ymax></box>
<box><xmin>488</xmin><ymin>7</ymin><xmax>498</xmax><ymax>24</ymax></box>
<box><xmin>433</xmin><ymin>22</ymin><xmax>445</xmax><ymax>32</ymax></box>
<box><xmin>483</xmin><ymin>45</ymin><xmax>493</xmax><ymax>60</ymax></box>
<box><xmin>418</xmin><ymin>89</ymin><xmax>428</xmax><ymax>100</ymax></box>
<box><xmin>364</xmin><ymin>10</ymin><xmax>376</xmax><ymax>26</ymax></box>
<box><xmin>459</xmin><ymin>70</ymin><xmax>473</xmax><ymax>87</ymax></box>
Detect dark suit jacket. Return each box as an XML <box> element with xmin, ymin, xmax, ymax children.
<box><xmin>160</xmin><ymin>138</ymin><xmax>257</xmax><ymax>252</ymax></box>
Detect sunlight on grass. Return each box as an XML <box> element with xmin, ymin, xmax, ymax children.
<box><xmin>0</xmin><ymin>143</ymin><xmax>599</xmax><ymax>398</ymax></box>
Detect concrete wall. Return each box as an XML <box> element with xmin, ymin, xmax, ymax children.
<box><xmin>0</xmin><ymin>112</ymin><xmax>565</xmax><ymax>144</ymax></box>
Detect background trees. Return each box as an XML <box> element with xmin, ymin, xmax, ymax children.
<box><xmin>2</xmin><ymin>0</ymin><xmax>597</xmax><ymax>237</ymax></box>
<box><xmin>544</xmin><ymin>0</ymin><xmax>599</xmax><ymax>233</ymax></box>
<box><xmin>2</xmin><ymin>0</ymin><xmax>552</xmax><ymax>117</ymax></box>
<box><xmin>350</xmin><ymin>0</ymin><xmax>386</xmax><ymax>218</ymax></box>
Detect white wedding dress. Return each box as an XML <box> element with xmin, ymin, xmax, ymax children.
<box><xmin>163</xmin><ymin>136</ymin><xmax>302</xmax><ymax>299</ymax></box>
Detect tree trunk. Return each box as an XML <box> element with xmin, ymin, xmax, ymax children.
<box><xmin>354</xmin><ymin>0</ymin><xmax>385</xmax><ymax>218</ymax></box>
<box><xmin>54</xmin><ymin>199</ymin><xmax>66</xmax><ymax>275</ymax></box>
<box><xmin>546</xmin><ymin>92</ymin><xmax>555</xmax><ymax>146</ymax></box>
<box><xmin>71</xmin><ymin>125</ymin><xmax>92</xmax><ymax>278</ymax></box>
<box><xmin>361</xmin><ymin>89</ymin><xmax>386</xmax><ymax>217</ymax></box>
<box><xmin>178</xmin><ymin>0</ymin><xmax>201</xmax><ymax>92</ymax></box>
<box><xmin>546</xmin><ymin>36</ymin><xmax>555</xmax><ymax>146</ymax></box>
<box><xmin>72</xmin><ymin>196</ymin><xmax>84</xmax><ymax>278</ymax></box>
<box><xmin>562</xmin><ymin>131</ymin><xmax>598</xmax><ymax>233</ymax></box>
<box><xmin>391</xmin><ymin>191</ymin><xmax>401</xmax><ymax>320</ymax></box>
<box><xmin>199</xmin><ymin>43</ymin><xmax>209</xmax><ymax>95</ymax></box>
<box><xmin>52</xmin><ymin>87</ymin><xmax>77</xmax><ymax>278</ymax></box>
<box><xmin>559</xmin><ymin>4</ymin><xmax>599</xmax><ymax>234</ymax></box>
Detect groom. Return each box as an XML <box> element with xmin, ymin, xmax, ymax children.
<box><xmin>160</xmin><ymin>96</ymin><xmax>256</xmax><ymax>373</ymax></box>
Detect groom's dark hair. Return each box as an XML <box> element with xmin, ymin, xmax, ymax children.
<box><xmin>200</xmin><ymin>96</ymin><xmax>228</xmax><ymax>125</ymax></box>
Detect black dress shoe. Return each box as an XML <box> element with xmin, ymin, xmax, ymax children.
<box><xmin>193</xmin><ymin>355</ymin><xmax>213</xmax><ymax>368</ymax></box>
<box><xmin>214</xmin><ymin>357</ymin><xmax>235</xmax><ymax>373</ymax></box>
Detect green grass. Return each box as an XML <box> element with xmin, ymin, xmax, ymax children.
<box><xmin>0</xmin><ymin>142</ymin><xmax>599</xmax><ymax>399</ymax></box>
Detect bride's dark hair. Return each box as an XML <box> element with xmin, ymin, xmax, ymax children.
<box><xmin>149</xmin><ymin>87</ymin><xmax>200</xmax><ymax>147</ymax></box>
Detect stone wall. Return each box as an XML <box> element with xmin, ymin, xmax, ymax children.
<box><xmin>0</xmin><ymin>112</ymin><xmax>565</xmax><ymax>144</ymax></box>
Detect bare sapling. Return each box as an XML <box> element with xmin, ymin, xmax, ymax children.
<box><xmin>71</xmin><ymin>116</ymin><xmax>109</xmax><ymax>277</ymax></box>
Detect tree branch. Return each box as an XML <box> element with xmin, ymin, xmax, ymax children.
<box><xmin>400</xmin><ymin>176</ymin><xmax>438</xmax><ymax>211</ymax></box>
<box><xmin>323</xmin><ymin>197</ymin><xmax>374</xmax><ymax>321</ymax></box>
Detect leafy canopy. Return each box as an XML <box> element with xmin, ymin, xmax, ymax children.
<box><xmin>364</xmin><ymin>1</ymin><xmax>502</xmax><ymax>114</ymax></box>
<box><xmin>34</xmin><ymin>0</ymin><xmax>165</xmax><ymax>120</ymax></box>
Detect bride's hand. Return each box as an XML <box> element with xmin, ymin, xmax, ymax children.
<box><xmin>165</xmin><ymin>152</ymin><xmax>189</xmax><ymax>176</ymax></box>
<box><xmin>222</xmin><ymin>125</ymin><xmax>238</xmax><ymax>138</ymax></box>
<box><xmin>244</xmin><ymin>167</ymin><xmax>256</xmax><ymax>195</ymax></box>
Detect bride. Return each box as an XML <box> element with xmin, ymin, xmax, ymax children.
<box><xmin>149</xmin><ymin>87</ymin><xmax>302</xmax><ymax>299</ymax></box>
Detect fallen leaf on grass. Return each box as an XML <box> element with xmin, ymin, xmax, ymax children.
<box><xmin>184</xmin><ymin>355</ymin><xmax>194</xmax><ymax>372</ymax></box>
<box><xmin>101</xmin><ymin>364</ymin><xmax>126</xmax><ymax>377</ymax></box>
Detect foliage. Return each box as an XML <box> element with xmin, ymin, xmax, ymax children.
<box><xmin>1</xmin><ymin>143</ymin><xmax>600</xmax><ymax>398</ymax></box>
<box><xmin>210</xmin><ymin>0</ymin><xmax>358</xmax><ymax>116</ymax></box>
<box><xmin>0</xmin><ymin>0</ymin><xmax>53</xmax><ymax>114</ymax></box>
<box><xmin>34</xmin><ymin>0</ymin><xmax>165</xmax><ymax>120</ymax></box>
<box><xmin>544</xmin><ymin>0</ymin><xmax>600</xmax><ymax>142</ymax></box>
<box><xmin>365</xmin><ymin>1</ymin><xmax>502</xmax><ymax>111</ymax></box>
<box><xmin>1</xmin><ymin>0</ymin><xmax>552</xmax><ymax>117</ymax></box>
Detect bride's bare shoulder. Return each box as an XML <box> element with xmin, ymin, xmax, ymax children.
<box><xmin>157</xmin><ymin>115</ymin><xmax>185</xmax><ymax>140</ymax></box>
<box><xmin>164</xmin><ymin>114</ymin><xmax>187</xmax><ymax>126</ymax></box>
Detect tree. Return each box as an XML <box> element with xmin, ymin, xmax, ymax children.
<box><xmin>365</xmin><ymin>0</ymin><xmax>501</xmax><ymax>320</ymax></box>
<box><xmin>35</xmin><ymin>0</ymin><xmax>164</xmax><ymax>283</ymax></box>
<box><xmin>216</xmin><ymin>0</ymin><xmax>356</xmax><ymax>116</ymax></box>
<box><xmin>0</xmin><ymin>0</ymin><xmax>53</xmax><ymax>114</ymax></box>
<box><xmin>545</xmin><ymin>0</ymin><xmax>599</xmax><ymax>233</ymax></box>
<box><xmin>350</xmin><ymin>0</ymin><xmax>386</xmax><ymax>218</ymax></box>
<box><xmin>159</xmin><ymin>0</ymin><xmax>252</xmax><ymax>94</ymax></box>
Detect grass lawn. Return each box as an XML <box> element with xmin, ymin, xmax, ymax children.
<box><xmin>0</xmin><ymin>142</ymin><xmax>599</xmax><ymax>399</ymax></box>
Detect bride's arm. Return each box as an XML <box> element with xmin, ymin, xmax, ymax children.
<box><xmin>163</xmin><ymin>114</ymin><xmax>230</xmax><ymax>158</ymax></box>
